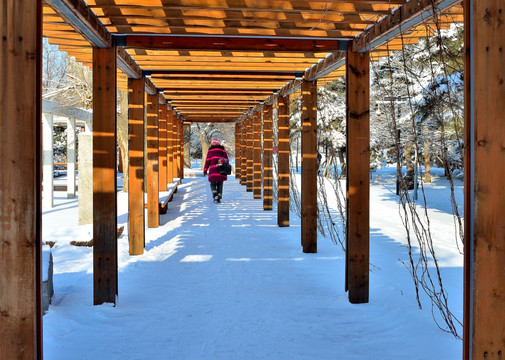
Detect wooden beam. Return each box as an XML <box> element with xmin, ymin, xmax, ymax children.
<box><xmin>0</xmin><ymin>1</ymin><xmax>43</xmax><ymax>357</ymax></box>
<box><xmin>128</xmin><ymin>78</ymin><xmax>145</xmax><ymax>255</ymax></box>
<box><xmin>301</xmin><ymin>79</ymin><xmax>318</xmax><ymax>253</ymax></box>
<box><xmin>345</xmin><ymin>50</ymin><xmax>370</xmax><ymax>304</ymax></box>
<box><xmin>263</xmin><ymin>104</ymin><xmax>274</xmax><ymax>211</ymax></box>
<box><xmin>117</xmin><ymin>34</ymin><xmax>348</xmax><ymax>52</ymax></box>
<box><xmin>117</xmin><ymin>46</ymin><xmax>142</xmax><ymax>79</ymax></box>
<box><xmin>159</xmin><ymin>102</ymin><xmax>168</xmax><ymax>191</ymax></box>
<box><xmin>93</xmin><ymin>46</ymin><xmax>118</xmax><ymax>305</ymax></box>
<box><xmin>146</xmin><ymin>70</ymin><xmax>298</xmax><ymax>77</ymax></box>
<box><xmin>305</xmin><ymin>51</ymin><xmax>346</xmax><ymax>81</ymax></box>
<box><xmin>45</xmin><ymin>0</ymin><xmax>111</xmax><ymax>47</ymax></box>
<box><xmin>352</xmin><ymin>0</ymin><xmax>460</xmax><ymax>53</ymax></box>
<box><xmin>277</xmin><ymin>95</ymin><xmax>291</xmax><ymax>227</ymax></box>
<box><xmin>144</xmin><ymin>77</ymin><xmax>158</xmax><ymax>95</ymax></box>
<box><xmin>464</xmin><ymin>2</ymin><xmax>505</xmax><ymax>358</ymax></box>
<box><xmin>253</xmin><ymin>111</ymin><xmax>262</xmax><ymax>199</ymax></box>
<box><xmin>146</xmin><ymin>92</ymin><xmax>160</xmax><ymax>228</ymax></box>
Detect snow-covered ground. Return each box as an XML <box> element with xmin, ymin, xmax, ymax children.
<box><xmin>43</xmin><ymin>166</ymin><xmax>463</xmax><ymax>359</ymax></box>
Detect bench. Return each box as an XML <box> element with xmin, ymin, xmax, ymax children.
<box><xmin>144</xmin><ymin>178</ymin><xmax>181</xmax><ymax>214</ymax></box>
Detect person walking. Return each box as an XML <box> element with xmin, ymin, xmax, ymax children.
<box><xmin>203</xmin><ymin>139</ymin><xmax>229</xmax><ymax>203</ymax></box>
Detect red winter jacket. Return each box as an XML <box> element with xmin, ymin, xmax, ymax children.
<box><xmin>204</xmin><ymin>145</ymin><xmax>229</xmax><ymax>182</ymax></box>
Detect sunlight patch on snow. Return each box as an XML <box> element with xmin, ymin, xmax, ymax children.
<box><xmin>226</xmin><ymin>257</ymin><xmax>304</xmax><ymax>262</ymax></box>
<box><xmin>180</xmin><ymin>254</ymin><xmax>213</xmax><ymax>262</ymax></box>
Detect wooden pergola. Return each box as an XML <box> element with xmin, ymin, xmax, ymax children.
<box><xmin>0</xmin><ymin>1</ymin><xmax>502</xmax><ymax>359</ymax></box>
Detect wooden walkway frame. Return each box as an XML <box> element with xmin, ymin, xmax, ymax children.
<box><xmin>0</xmin><ymin>1</ymin><xmax>43</xmax><ymax>357</ymax></box>
<box><xmin>246</xmin><ymin>114</ymin><xmax>254</xmax><ymax>192</ymax></box>
<box><xmin>167</xmin><ymin>108</ymin><xmax>174</xmax><ymax>184</ymax></box>
<box><xmin>301</xmin><ymin>79</ymin><xmax>318</xmax><ymax>253</ymax></box>
<box><xmin>93</xmin><ymin>46</ymin><xmax>118</xmax><ymax>305</ymax></box>
<box><xmin>146</xmin><ymin>92</ymin><xmax>160</xmax><ymax>228</ymax></box>
<box><xmin>235</xmin><ymin>122</ymin><xmax>242</xmax><ymax>180</ymax></box>
<box><xmin>263</xmin><ymin>104</ymin><xmax>274</xmax><ymax>211</ymax></box>
<box><xmin>253</xmin><ymin>111</ymin><xmax>262</xmax><ymax>199</ymax></box>
<box><xmin>240</xmin><ymin>119</ymin><xmax>247</xmax><ymax>185</ymax></box>
<box><xmin>277</xmin><ymin>95</ymin><xmax>291</xmax><ymax>226</ymax></box>
<box><xmin>158</xmin><ymin>99</ymin><xmax>168</xmax><ymax>191</ymax></box>
<box><xmin>345</xmin><ymin>50</ymin><xmax>370</xmax><ymax>304</ymax></box>
<box><xmin>128</xmin><ymin>78</ymin><xmax>145</xmax><ymax>255</ymax></box>
<box><xmin>464</xmin><ymin>1</ymin><xmax>505</xmax><ymax>358</ymax></box>
<box><xmin>172</xmin><ymin>112</ymin><xmax>179</xmax><ymax>181</ymax></box>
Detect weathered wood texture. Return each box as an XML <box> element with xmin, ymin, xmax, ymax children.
<box><xmin>277</xmin><ymin>95</ymin><xmax>291</xmax><ymax>226</ymax></box>
<box><xmin>172</xmin><ymin>113</ymin><xmax>179</xmax><ymax>180</ymax></box>
<box><xmin>253</xmin><ymin>111</ymin><xmax>262</xmax><ymax>199</ymax></box>
<box><xmin>146</xmin><ymin>93</ymin><xmax>160</xmax><ymax>228</ymax></box>
<box><xmin>246</xmin><ymin>114</ymin><xmax>254</xmax><ymax>192</ymax></box>
<box><xmin>235</xmin><ymin>122</ymin><xmax>241</xmax><ymax>180</ymax></box>
<box><xmin>179</xmin><ymin>120</ymin><xmax>185</xmax><ymax>179</ymax></box>
<box><xmin>263</xmin><ymin>104</ymin><xmax>274</xmax><ymax>210</ymax></box>
<box><xmin>0</xmin><ymin>1</ymin><xmax>43</xmax><ymax>357</ymax></box>
<box><xmin>128</xmin><ymin>78</ymin><xmax>145</xmax><ymax>255</ymax></box>
<box><xmin>93</xmin><ymin>46</ymin><xmax>118</xmax><ymax>305</ymax></box>
<box><xmin>345</xmin><ymin>50</ymin><xmax>370</xmax><ymax>304</ymax></box>
<box><xmin>241</xmin><ymin>119</ymin><xmax>247</xmax><ymax>185</ymax></box>
<box><xmin>301</xmin><ymin>79</ymin><xmax>318</xmax><ymax>253</ymax></box>
<box><xmin>464</xmin><ymin>2</ymin><xmax>505</xmax><ymax>359</ymax></box>
<box><xmin>158</xmin><ymin>102</ymin><xmax>168</xmax><ymax>191</ymax></box>
<box><xmin>167</xmin><ymin>108</ymin><xmax>174</xmax><ymax>184</ymax></box>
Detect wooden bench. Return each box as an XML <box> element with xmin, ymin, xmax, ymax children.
<box><xmin>144</xmin><ymin>178</ymin><xmax>181</xmax><ymax>214</ymax></box>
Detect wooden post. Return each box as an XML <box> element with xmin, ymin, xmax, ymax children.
<box><xmin>464</xmin><ymin>2</ymin><xmax>505</xmax><ymax>358</ymax></box>
<box><xmin>0</xmin><ymin>0</ymin><xmax>43</xmax><ymax>356</ymax></box>
<box><xmin>158</xmin><ymin>101</ymin><xmax>167</xmax><ymax>192</ymax></box>
<box><xmin>278</xmin><ymin>95</ymin><xmax>291</xmax><ymax>226</ymax></box>
<box><xmin>42</xmin><ymin>113</ymin><xmax>54</xmax><ymax>209</ymax></box>
<box><xmin>179</xmin><ymin>120</ymin><xmax>185</xmax><ymax>179</ymax></box>
<box><xmin>128</xmin><ymin>78</ymin><xmax>145</xmax><ymax>255</ymax></box>
<box><xmin>345</xmin><ymin>50</ymin><xmax>370</xmax><ymax>304</ymax></box>
<box><xmin>167</xmin><ymin>108</ymin><xmax>174</xmax><ymax>184</ymax></box>
<box><xmin>263</xmin><ymin>104</ymin><xmax>274</xmax><ymax>210</ymax></box>
<box><xmin>173</xmin><ymin>117</ymin><xmax>180</xmax><ymax>180</ymax></box>
<box><xmin>235</xmin><ymin>122</ymin><xmax>241</xmax><ymax>180</ymax></box>
<box><xmin>301</xmin><ymin>79</ymin><xmax>318</xmax><ymax>253</ymax></box>
<box><xmin>146</xmin><ymin>92</ymin><xmax>160</xmax><ymax>228</ymax></box>
<box><xmin>67</xmin><ymin>117</ymin><xmax>77</xmax><ymax>198</ymax></box>
<box><xmin>93</xmin><ymin>46</ymin><xmax>118</xmax><ymax>305</ymax></box>
<box><xmin>253</xmin><ymin>111</ymin><xmax>262</xmax><ymax>199</ymax></box>
<box><xmin>246</xmin><ymin>114</ymin><xmax>254</xmax><ymax>192</ymax></box>
<box><xmin>241</xmin><ymin>119</ymin><xmax>247</xmax><ymax>186</ymax></box>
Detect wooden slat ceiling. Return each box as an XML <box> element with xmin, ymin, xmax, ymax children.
<box><xmin>42</xmin><ymin>0</ymin><xmax>463</xmax><ymax>123</ymax></box>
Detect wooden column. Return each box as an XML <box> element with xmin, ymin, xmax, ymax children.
<box><xmin>464</xmin><ymin>2</ymin><xmax>505</xmax><ymax>358</ymax></box>
<box><xmin>146</xmin><ymin>92</ymin><xmax>160</xmax><ymax>228</ymax></box>
<box><xmin>128</xmin><ymin>78</ymin><xmax>145</xmax><ymax>255</ymax></box>
<box><xmin>241</xmin><ymin>119</ymin><xmax>247</xmax><ymax>185</ymax></box>
<box><xmin>253</xmin><ymin>111</ymin><xmax>262</xmax><ymax>198</ymax></box>
<box><xmin>278</xmin><ymin>95</ymin><xmax>291</xmax><ymax>226</ymax></box>
<box><xmin>345</xmin><ymin>50</ymin><xmax>370</xmax><ymax>304</ymax></box>
<box><xmin>235</xmin><ymin>122</ymin><xmax>241</xmax><ymax>180</ymax></box>
<box><xmin>179</xmin><ymin>121</ymin><xmax>185</xmax><ymax>179</ymax></box>
<box><xmin>158</xmin><ymin>100</ymin><xmax>167</xmax><ymax>192</ymax></box>
<box><xmin>173</xmin><ymin>117</ymin><xmax>180</xmax><ymax>180</ymax></box>
<box><xmin>301</xmin><ymin>79</ymin><xmax>318</xmax><ymax>253</ymax></box>
<box><xmin>167</xmin><ymin>108</ymin><xmax>174</xmax><ymax>184</ymax></box>
<box><xmin>246</xmin><ymin>114</ymin><xmax>254</xmax><ymax>192</ymax></box>
<box><xmin>67</xmin><ymin>117</ymin><xmax>77</xmax><ymax>198</ymax></box>
<box><xmin>0</xmin><ymin>1</ymin><xmax>43</xmax><ymax>356</ymax></box>
<box><xmin>93</xmin><ymin>46</ymin><xmax>118</xmax><ymax>305</ymax></box>
<box><xmin>263</xmin><ymin>104</ymin><xmax>274</xmax><ymax>210</ymax></box>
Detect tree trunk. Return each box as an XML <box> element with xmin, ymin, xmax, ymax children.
<box><xmin>424</xmin><ymin>130</ymin><xmax>431</xmax><ymax>183</ymax></box>
<box><xmin>117</xmin><ymin>89</ymin><xmax>129</xmax><ymax>192</ymax></box>
<box><xmin>200</xmin><ymin>131</ymin><xmax>209</xmax><ymax>170</ymax></box>
<box><xmin>403</xmin><ymin>141</ymin><xmax>415</xmax><ymax>190</ymax></box>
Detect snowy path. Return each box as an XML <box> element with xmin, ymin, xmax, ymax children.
<box><xmin>43</xmin><ymin>175</ymin><xmax>462</xmax><ymax>359</ymax></box>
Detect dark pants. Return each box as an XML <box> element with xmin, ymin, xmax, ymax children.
<box><xmin>210</xmin><ymin>181</ymin><xmax>223</xmax><ymax>200</ymax></box>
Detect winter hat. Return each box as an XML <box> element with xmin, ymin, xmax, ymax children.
<box><xmin>211</xmin><ymin>138</ymin><xmax>221</xmax><ymax>146</ymax></box>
